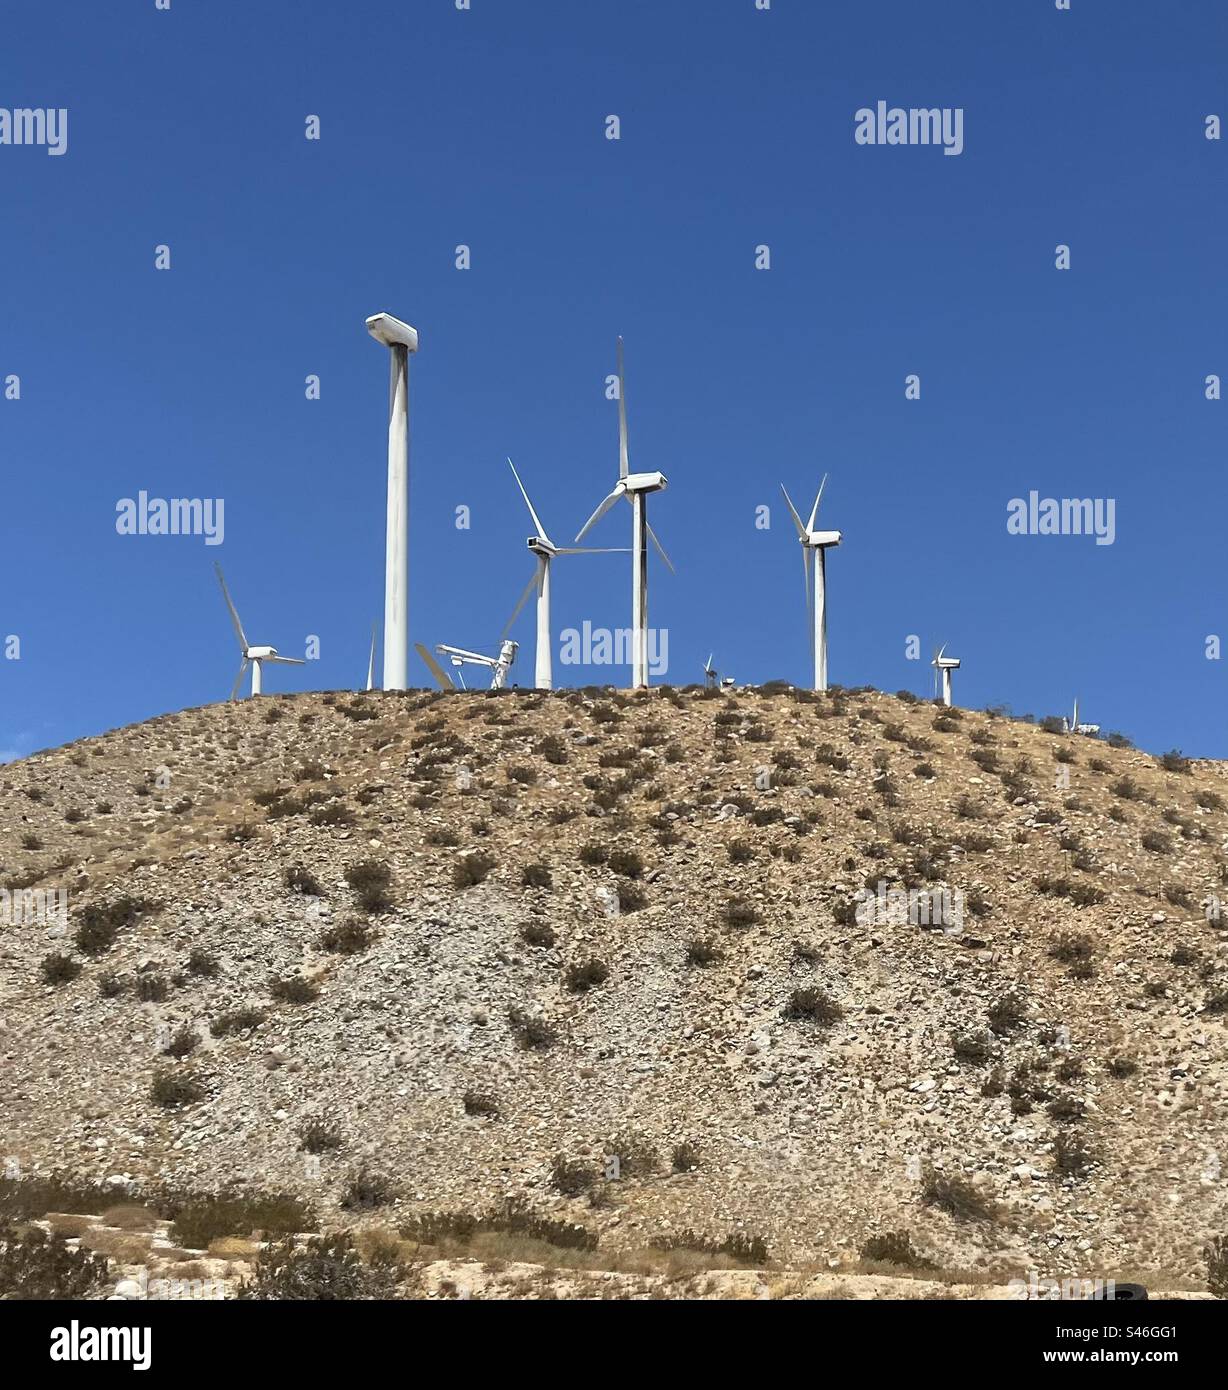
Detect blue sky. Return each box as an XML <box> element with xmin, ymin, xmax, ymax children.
<box><xmin>1</xmin><ymin>0</ymin><xmax>1225</xmax><ymax>759</ymax></box>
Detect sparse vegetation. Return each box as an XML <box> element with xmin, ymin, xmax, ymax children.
<box><xmin>150</xmin><ymin>1069</ymin><xmax>209</xmax><ymax>1109</ymax></box>
<box><xmin>920</xmin><ymin>1169</ymin><xmax>997</xmax><ymax>1223</ymax></box>
<box><xmin>453</xmin><ymin>851</ymin><xmax>496</xmax><ymax>888</ymax></box>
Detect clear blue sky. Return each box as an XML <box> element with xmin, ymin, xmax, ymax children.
<box><xmin>1</xmin><ymin>0</ymin><xmax>1225</xmax><ymax>759</ymax></box>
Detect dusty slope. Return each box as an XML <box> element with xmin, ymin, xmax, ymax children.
<box><xmin>2</xmin><ymin>684</ymin><xmax>1227</xmax><ymax>1289</ymax></box>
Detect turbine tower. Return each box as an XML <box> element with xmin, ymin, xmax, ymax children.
<box><xmin>366</xmin><ymin>311</ymin><xmax>419</xmax><ymax>691</ymax></box>
<box><xmin>780</xmin><ymin>475</ymin><xmax>841</xmax><ymax>692</ymax></box>
<box><xmin>502</xmin><ymin>459</ymin><xmax>625</xmax><ymax>690</ymax></box>
<box><xmin>214</xmin><ymin>563</ymin><xmax>305</xmax><ymax>699</ymax></box>
<box><xmin>575</xmin><ymin>337</ymin><xmax>673</xmax><ymax>690</ymax></box>
<box><xmin>932</xmin><ymin>644</ymin><xmax>961</xmax><ymax>707</ymax></box>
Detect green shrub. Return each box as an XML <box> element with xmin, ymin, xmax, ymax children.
<box><xmin>686</xmin><ymin>939</ymin><xmax>723</xmax><ymax>967</ymax></box>
<box><xmin>1206</xmin><ymin>1235</ymin><xmax>1228</xmax><ymax>1300</ymax></box>
<box><xmin>564</xmin><ymin>958</ymin><xmax>610</xmax><ymax>994</ymax></box>
<box><xmin>319</xmin><ymin>919</ymin><xmax>375</xmax><ymax>955</ymax></box>
<box><xmin>507</xmin><ymin>1006</ymin><xmax>557</xmax><ymax>1051</ymax></box>
<box><xmin>462</xmin><ymin>1092</ymin><xmax>500</xmax><ymax>1118</ymax></box>
<box><xmin>345</xmin><ymin>860</ymin><xmax>392</xmax><ymax>892</ymax></box>
<box><xmin>285</xmin><ymin>864</ymin><xmax>324</xmax><ymax>896</ymax></box>
<box><xmin>920</xmin><ymin>1169</ymin><xmax>997</xmax><ymax>1222</ymax></box>
<box><xmin>298</xmin><ymin>1118</ymin><xmax>343</xmax><ymax>1154</ymax></box>
<box><xmin>210</xmin><ymin>1006</ymin><xmax>266</xmax><ymax>1037</ymax></box>
<box><xmin>150</xmin><ymin>1069</ymin><xmax>209</xmax><ymax>1109</ymax></box>
<box><xmin>341</xmin><ymin>1169</ymin><xmax>395</xmax><ymax>1211</ymax></box>
<box><xmin>187</xmin><ymin>947</ymin><xmax>219</xmax><ymax>977</ymax></box>
<box><xmin>453</xmin><ymin>852</ymin><xmax>496</xmax><ymax>888</ymax></box>
<box><xmin>607</xmin><ymin>848</ymin><xmax>644</xmax><ymax>878</ymax></box>
<box><xmin>782</xmin><ymin>987</ymin><xmax>842</xmax><ymax>1026</ymax></box>
<box><xmin>860</xmin><ymin>1230</ymin><xmax>936</xmax><ymax>1269</ymax></box>
<box><xmin>723</xmin><ymin>899</ymin><xmax>758</xmax><ymax>929</ymax></box>
<box><xmin>616</xmin><ymin>881</ymin><xmax>647</xmax><ymax>913</ymax></box>
<box><xmin>987</xmin><ymin>989</ymin><xmax>1028</xmax><ymax>1036</ymax></box>
<box><xmin>549</xmin><ymin>1156</ymin><xmax>597</xmax><ymax>1197</ymax></box>
<box><xmin>73</xmin><ymin>896</ymin><xmax>152</xmax><ymax>955</ymax></box>
<box><xmin>270</xmin><ymin>975</ymin><xmax>319</xmax><ymax>1004</ymax></box>
<box><xmin>40</xmin><ymin>952</ymin><xmax>81</xmax><ymax>986</ymax></box>
<box><xmin>0</xmin><ymin>1227</ymin><xmax>109</xmax><ymax>1299</ymax></box>
<box><xmin>521</xmin><ymin>863</ymin><xmax>553</xmax><ymax>889</ymax></box>
<box><xmin>520</xmin><ymin>921</ymin><xmax>556</xmax><ymax>948</ymax></box>
<box><xmin>170</xmin><ymin>1191</ymin><xmax>315</xmax><ymax>1249</ymax></box>
<box><xmin>162</xmin><ymin>1025</ymin><xmax>199</xmax><ymax>1059</ymax></box>
<box><xmin>649</xmin><ymin>1229</ymin><xmax>768</xmax><ymax>1265</ymax></box>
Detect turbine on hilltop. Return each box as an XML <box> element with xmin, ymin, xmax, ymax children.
<box><xmin>366</xmin><ymin>311</ymin><xmax>419</xmax><ymax>692</ymax></box>
<box><xmin>502</xmin><ymin>458</ymin><xmax>625</xmax><ymax>690</ymax></box>
<box><xmin>932</xmin><ymin>644</ymin><xmax>961</xmax><ymax>707</ymax></box>
<box><xmin>575</xmin><ymin>338</ymin><xmax>674</xmax><ymax>691</ymax></box>
<box><xmin>780</xmin><ymin>474</ymin><xmax>841</xmax><ymax>692</ymax></box>
<box><xmin>214</xmin><ymin>563</ymin><xmax>305</xmax><ymax>700</ymax></box>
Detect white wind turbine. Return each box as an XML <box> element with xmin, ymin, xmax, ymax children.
<box><xmin>932</xmin><ymin>644</ymin><xmax>961</xmax><ymax>707</ymax></box>
<box><xmin>366</xmin><ymin>311</ymin><xmax>419</xmax><ymax>691</ymax></box>
<box><xmin>575</xmin><ymin>337</ymin><xmax>673</xmax><ymax>690</ymax></box>
<box><xmin>416</xmin><ymin>640</ymin><xmax>518</xmax><ymax>691</ymax></box>
<box><xmin>215</xmin><ymin>563</ymin><xmax>305</xmax><ymax>699</ymax></box>
<box><xmin>780</xmin><ymin>475</ymin><xmax>841</xmax><ymax>692</ymax></box>
<box><xmin>1064</xmin><ymin>698</ymin><xmax>1099</xmax><ymax>736</ymax></box>
<box><xmin>703</xmin><ymin>653</ymin><xmax>718</xmax><ymax>689</ymax></box>
<box><xmin>502</xmin><ymin>458</ymin><xmax>625</xmax><ymax>690</ymax></box>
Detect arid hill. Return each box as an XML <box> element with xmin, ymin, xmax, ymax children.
<box><xmin>2</xmin><ymin>684</ymin><xmax>1227</xmax><ymax>1296</ymax></box>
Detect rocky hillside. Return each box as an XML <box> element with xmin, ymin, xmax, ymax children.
<box><xmin>2</xmin><ymin>684</ymin><xmax>1227</xmax><ymax>1292</ymax></box>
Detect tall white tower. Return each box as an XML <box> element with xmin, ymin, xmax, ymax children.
<box><xmin>366</xmin><ymin>312</ymin><xmax>419</xmax><ymax>690</ymax></box>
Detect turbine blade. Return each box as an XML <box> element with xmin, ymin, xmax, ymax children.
<box><xmin>646</xmin><ymin>521</ymin><xmax>674</xmax><ymax>574</ymax></box>
<box><xmin>552</xmin><ymin>547</ymin><xmax>629</xmax><ymax>555</ymax></box>
<box><xmin>574</xmin><ymin>487</ymin><xmax>623</xmax><ymax>542</ymax></box>
<box><xmin>507</xmin><ymin>458</ymin><xmax>553</xmax><ymax>549</ymax></box>
<box><xmin>415</xmin><ymin>642</ymin><xmax>455</xmax><ymax>690</ymax></box>
<box><xmin>267</xmin><ymin>656</ymin><xmax>306</xmax><ymax>665</ymax></box>
<box><xmin>617</xmin><ymin>337</ymin><xmax>629</xmax><ymax>479</ymax></box>
<box><xmin>367</xmin><ymin>623</ymin><xmax>377</xmax><ymax>691</ymax></box>
<box><xmin>502</xmin><ymin>568</ymin><xmax>540</xmax><ymax>638</ymax></box>
<box><xmin>806</xmin><ymin>474</ymin><xmax>828</xmax><ymax>533</ymax></box>
<box><xmin>214</xmin><ymin>563</ymin><xmax>249</xmax><ymax>651</ymax></box>
<box><xmin>780</xmin><ymin>486</ymin><xmax>807</xmax><ymax>540</ymax></box>
<box><xmin>230</xmin><ymin>659</ymin><xmax>249</xmax><ymax>702</ymax></box>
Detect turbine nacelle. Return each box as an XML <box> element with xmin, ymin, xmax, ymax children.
<box><xmin>934</xmin><ymin>656</ymin><xmax>961</xmax><ymax>671</ymax></box>
<box><xmin>365</xmin><ymin>312</ymin><xmax>419</xmax><ymax>352</ymax></box>
<box><xmin>244</xmin><ymin>645</ymin><xmax>279</xmax><ymax>660</ymax></box>
<box><xmin>623</xmin><ymin>470</ymin><xmax>667</xmax><ymax>494</ymax></box>
<box><xmin>805</xmin><ymin>529</ymin><xmax>842</xmax><ymax>548</ymax></box>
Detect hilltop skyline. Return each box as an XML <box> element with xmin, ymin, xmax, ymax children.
<box><xmin>2</xmin><ymin>0</ymin><xmax>1226</xmax><ymax>759</ymax></box>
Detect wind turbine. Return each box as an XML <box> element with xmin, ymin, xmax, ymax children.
<box><xmin>502</xmin><ymin>458</ymin><xmax>625</xmax><ymax>690</ymax></box>
<box><xmin>415</xmin><ymin>640</ymin><xmax>518</xmax><ymax>691</ymax></box>
<box><xmin>932</xmin><ymin>644</ymin><xmax>961</xmax><ymax>707</ymax></box>
<box><xmin>365</xmin><ymin>623</ymin><xmax>377</xmax><ymax>692</ymax></box>
<box><xmin>214</xmin><ymin>563</ymin><xmax>305</xmax><ymax>699</ymax></box>
<box><xmin>575</xmin><ymin>337</ymin><xmax>673</xmax><ymax>690</ymax></box>
<box><xmin>366</xmin><ymin>311</ymin><xmax>419</xmax><ymax>691</ymax></box>
<box><xmin>780</xmin><ymin>475</ymin><xmax>841</xmax><ymax>692</ymax></box>
<box><xmin>1064</xmin><ymin>698</ymin><xmax>1100</xmax><ymax>736</ymax></box>
<box><xmin>703</xmin><ymin>653</ymin><xmax>718</xmax><ymax>689</ymax></box>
